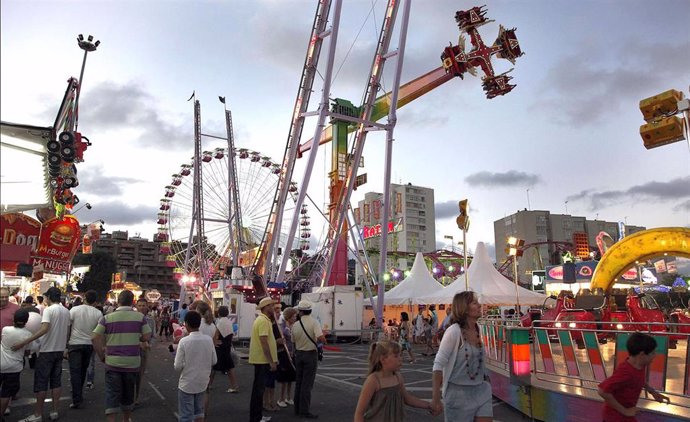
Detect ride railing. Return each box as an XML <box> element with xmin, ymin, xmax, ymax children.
<box><xmin>479</xmin><ymin>319</ymin><xmax>690</xmax><ymax>412</ymax></box>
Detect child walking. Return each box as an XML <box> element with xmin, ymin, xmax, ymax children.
<box><xmin>354</xmin><ymin>340</ymin><xmax>438</xmax><ymax>422</ymax></box>
<box><xmin>174</xmin><ymin>311</ymin><xmax>217</xmax><ymax>422</ymax></box>
<box><xmin>1</xmin><ymin>309</ymin><xmax>32</xmax><ymax>418</ymax></box>
<box><xmin>598</xmin><ymin>332</ymin><xmax>670</xmax><ymax>421</ymax></box>
<box><xmin>398</xmin><ymin>312</ymin><xmax>416</xmax><ymax>364</ymax></box>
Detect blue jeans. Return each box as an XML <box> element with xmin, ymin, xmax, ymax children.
<box><xmin>68</xmin><ymin>344</ymin><xmax>93</xmax><ymax>405</ymax></box>
<box><xmin>86</xmin><ymin>350</ymin><xmax>95</xmax><ymax>384</ymax></box>
<box><xmin>178</xmin><ymin>389</ymin><xmax>204</xmax><ymax>422</ymax></box>
<box><xmin>105</xmin><ymin>370</ymin><xmax>137</xmax><ymax>415</ymax></box>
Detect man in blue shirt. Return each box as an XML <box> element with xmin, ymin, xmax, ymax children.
<box><xmin>178</xmin><ymin>303</ymin><xmax>188</xmax><ymax>324</ymax></box>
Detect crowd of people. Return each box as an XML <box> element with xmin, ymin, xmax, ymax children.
<box><xmin>1</xmin><ymin>284</ymin><xmax>671</xmax><ymax>422</ymax></box>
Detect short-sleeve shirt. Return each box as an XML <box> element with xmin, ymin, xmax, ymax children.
<box><xmin>0</xmin><ymin>303</ymin><xmax>20</xmax><ymax>333</ymax></box>
<box><xmin>92</xmin><ymin>306</ymin><xmax>151</xmax><ymax>372</ymax></box>
<box><xmin>1</xmin><ymin>326</ymin><xmax>32</xmax><ymax>373</ymax></box>
<box><xmin>598</xmin><ymin>359</ymin><xmax>645</xmax><ymax>422</ymax></box>
<box><xmin>292</xmin><ymin>315</ymin><xmax>323</xmax><ymax>352</ymax></box>
<box><xmin>41</xmin><ymin>303</ymin><xmax>71</xmax><ymax>352</ymax></box>
<box><xmin>248</xmin><ymin>313</ymin><xmax>277</xmax><ymax>364</ymax></box>
<box><xmin>69</xmin><ymin>304</ymin><xmax>103</xmax><ymax>345</ymax></box>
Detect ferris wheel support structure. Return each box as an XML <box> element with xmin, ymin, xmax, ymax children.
<box><xmin>179</xmin><ymin>99</ymin><xmax>209</xmax><ymax>301</ymax></box>
<box><xmin>222</xmin><ymin>100</ymin><xmax>243</xmax><ymax>267</ymax></box>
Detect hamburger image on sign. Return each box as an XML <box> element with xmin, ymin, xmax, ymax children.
<box><xmin>50</xmin><ymin>222</ymin><xmax>75</xmax><ymax>247</ymax></box>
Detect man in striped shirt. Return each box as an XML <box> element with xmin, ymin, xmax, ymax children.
<box><xmin>92</xmin><ymin>290</ymin><xmax>151</xmax><ymax>422</ymax></box>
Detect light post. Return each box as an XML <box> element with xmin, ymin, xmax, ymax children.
<box><xmin>444</xmin><ymin>235</ymin><xmax>454</xmax><ymax>252</ymax></box>
<box><xmin>75</xmin><ymin>34</ymin><xmax>100</xmax><ymax>131</ymax></box>
<box><xmin>72</xmin><ymin>202</ymin><xmax>92</xmax><ymax>215</ymax></box>
<box><xmin>507</xmin><ymin>236</ymin><xmax>524</xmax><ymax>312</ymax></box>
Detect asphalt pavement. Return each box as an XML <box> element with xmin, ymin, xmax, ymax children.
<box><xmin>6</xmin><ymin>338</ymin><xmax>533</xmax><ymax>422</ymax></box>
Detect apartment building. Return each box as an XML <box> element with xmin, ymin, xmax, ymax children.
<box><xmin>354</xmin><ymin>183</ymin><xmax>436</xmax><ymax>282</ymax></box>
<box><xmin>493</xmin><ymin>209</ymin><xmax>645</xmax><ymax>281</ymax></box>
<box><xmin>94</xmin><ymin>231</ymin><xmax>176</xmax><ymax>297</ymax></box>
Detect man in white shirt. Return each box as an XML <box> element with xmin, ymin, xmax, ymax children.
<box><xmin>67</xmin><ymin>290</ymin><xmax>103</xmax><ymax>409</ymax></box>
<box><xmin>291</xmin><ymin>300</ymin><xmax>326</xmax><ymax>419</ymax></box>
<box><xmin>174</xmin><ymin>310</ymin><xmax>217</xmax><ymax>422</ymax></box>
<box><xmin>15</xmin><ymin>287</ymin><xmax>71</xmax><ymax>422</ymax></box>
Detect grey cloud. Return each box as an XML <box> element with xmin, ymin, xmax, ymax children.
<box><xmin>435</xmin><ymin>200</ymin><xmax>458</xmax><ymax>219</ymax></box>
<box><xmin>435</xmin><ymin>200</ymin><xmax>477</xmax><ymax>220</ymax></box>
<box><xmin>465</xmin><ymin>170</ymin><xmax>541</xmax><ymax>188</ymax></box>
<box><xmin>568</xmin><ymin>176</ymin><xmax>690</xmax><ymax>211</ymax></box>
<box><xmin>75</xmin><ymin>166</ymin><xmax>143</xmax><ymax>197</ymax></box>
<box><xmin>71</xmin><ymin>82</ymin><xmax>191</xmax><ymax>149</ymax></box>
<box><xmin>673</xmin><ymin>199</ymin><xmax>690</xmax><ymax>213</ymax></box>
<box><xmin>73</xmin><ymin>201</ymin><xmax>157</xmax><ymax>226</ymax></box>
<box><xmin>533</xmin><ymin>40</ymin><xmax>690</xmax><ymax>125</ymax></box>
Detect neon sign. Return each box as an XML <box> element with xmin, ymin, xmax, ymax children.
<box><xmin>361</xmin><ymin>218</ymin><xmax>403</xmax><ymax>240</ymax></box>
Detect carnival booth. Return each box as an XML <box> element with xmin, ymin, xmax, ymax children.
<box><xmin>364</xmin><ymin>252</ymin><xmax>445</xmax><ymax>324</ymax></box>
<box><xmin>420</xmin><ymin>242</ymin><xmax>548</xmax><ymax>307</ymax></box>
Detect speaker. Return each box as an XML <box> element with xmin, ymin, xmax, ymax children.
<box><xmin>17</xmin><ymin>263</ymin><xmax>33</xmax><ymax>277</ymax></box>
<box><xmin>563</xmin><ymin>262</ymin><xmax>577</xmax><ymax>283</ymax></box>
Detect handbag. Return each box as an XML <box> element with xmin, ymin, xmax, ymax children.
<box><xmin>299</xmin><ymin>318</ymin><xmax>323</xmax><ymax>361</ymax></box>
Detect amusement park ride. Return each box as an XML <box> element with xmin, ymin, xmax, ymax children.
<box><xmin>155</xmin><ymin>2</ymin><xmax>524</xmax><ymax>306</ymax></box>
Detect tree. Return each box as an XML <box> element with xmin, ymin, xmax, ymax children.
<box><xmin>73</xmin><ymin>249</ymin><xmax>117</xmax><ymax>301</ymax></box>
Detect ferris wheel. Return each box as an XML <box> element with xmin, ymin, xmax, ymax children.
<box><xmin>155</xmin><ymin>147</ymin><xmax>311</xmax><ymax>281</ymax></box>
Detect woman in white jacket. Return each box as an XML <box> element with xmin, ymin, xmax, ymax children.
<box><xmin>430</xmin><ymin>292</ymin><xmax>492</xmax><ymax>422</ymax></box>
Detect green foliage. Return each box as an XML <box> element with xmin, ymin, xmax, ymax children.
<box><xmin>74</xmin><ymin>249</ymin><xmax>117</xmax><ymax>301</ymax></box>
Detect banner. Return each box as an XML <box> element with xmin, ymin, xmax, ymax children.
<box><xmin>363</xmin><ymin>204</ymin><xmax>370</xmax><ymax>223</ymax></box>
<box><xmin>373</xmin><ymin>200</ymin><xmax>381</xmax><ymax>221</ymax></box>
<box><xmin>654</xmin><ymin>259</ymin><xmax>667</xmax><ymax>274</ymax></box>
<box><xmin>545</xmin><ymin>261</ymin><xmax>598</xmax><ymax>281</ymax></box>
<box><xmin>354</xmin><ymin>208</ymin><xmax>361</xmax><ymax>225</ymax></box>
<box><xmin>0</xmin><ymin>213</ymin><xmax>41</xmax><ymax>273</ymax></box>
<box><xmin>32</xmin><ymin>215</ymin><xmax>81</xmax><ymax>274</ymax></box>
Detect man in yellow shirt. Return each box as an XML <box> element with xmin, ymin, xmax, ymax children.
<box><xmin>248</xmin><ymin>297</ymin><xmax>278</xmax><ymax>422</ymax></box>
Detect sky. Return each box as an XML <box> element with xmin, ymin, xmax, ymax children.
<box><xmin>1</xmin><ymin>0</ymin><xmax>689</xmax><ymax>266</ymax></box>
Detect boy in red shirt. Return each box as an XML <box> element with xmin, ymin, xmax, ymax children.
<box><xmin>598</xmin><ymin>332</ymin><xmax>670</xmax><ymax>421</ymax></box>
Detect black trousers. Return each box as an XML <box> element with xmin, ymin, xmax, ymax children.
<box><xmin>68</xmin><ymin>344</ymin><xmax>93</xmax><ymax>405</ymax></box>
<box><xmin>294</xmin><ymin>350</ymin><xmax>318</xmax><ymax>415</ymax></box>
<box><xmin>249</xmin><ymin>364</ymin><xmax>270</xmax><ymax>422</ymax></box>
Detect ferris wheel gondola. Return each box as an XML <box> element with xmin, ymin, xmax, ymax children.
<box><xmin>155</xmin><ymin>147</ymin><xmax>310</xmax><ymax>284</ymax></box>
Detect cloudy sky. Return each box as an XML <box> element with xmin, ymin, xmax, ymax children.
<box><xmin>1</xmin><ymin>0</ymin><xmax>689</xmax><ymax>263</ymax></box>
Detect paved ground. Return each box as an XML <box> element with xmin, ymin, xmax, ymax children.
<box><xmin>6</xmin><ymin>339</ymin><xmax>534</xmax><ymax>421</ymax></box>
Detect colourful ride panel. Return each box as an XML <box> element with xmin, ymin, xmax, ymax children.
<box><xmin>557</xmin><ymin>330</ymin><xmax>580</xmax><ymax>376</ymax></box>
<box><xmin>582</xmin><ymin>331</ymin><xmax>607</xmax><ymax>381</ymax></box>
<box><xmin>535</xmin><ymin>329</ymin><xmax>555</xmax><ymax>374</ymax></box>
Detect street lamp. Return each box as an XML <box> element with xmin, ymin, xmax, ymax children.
<box><xmin>72</xmin><ymin>202</ymin><xmax>92</xmax><ymax>215</ymax></box>
<box><xmin>75</xmin><ymin>34</ymin><xmax>100</xmax><ymax>131</ymax></box>
<box><xmin>443</xmin><ymin>235</ymin><xmax>454</xmax><ymax>252</ymax></box>
<box><xmin>506</xmin><ymin>236</ymin><xmax>525</xmax><ymax>312</ymax></box>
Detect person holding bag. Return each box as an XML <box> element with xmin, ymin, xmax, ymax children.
<box><xmin>431</xmin><ymin>291</ymin><xmax>492</xmax><ymax>422</ymax></box>
<box><xmin>291</xmin><ymin>300</ymin><xmax>326</xmax><ymax>419</ymax></box>
<box><xmin>210</xmin><ymin>306</ymin><xmax>239</xmax><ymax>393</ymax></box>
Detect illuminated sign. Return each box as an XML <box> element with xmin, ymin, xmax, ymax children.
<box><xmin>361</xmin><ymin>218</ymin><xmax>403</xmax><ymax>240</ymax></box>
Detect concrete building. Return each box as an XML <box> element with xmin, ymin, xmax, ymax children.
<box><xmin>354</xmin><ymin>183</ymin><xmax>436</xmax><ymax>283</ymax></box>
<box><xmin>93</xmin><ymin>231</ymin><xmax>176</xmax><ymax>298</ymax></box>
<box><xmin>493</xmin><ymin>209</ymin><xmax>645</xmax><ymax>282</ymax></box>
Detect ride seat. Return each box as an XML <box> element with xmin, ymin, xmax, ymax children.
<box><xmin>575</xmin><ymin>294</ymin><xmax>606</xmax><ymax>310</ymax></box>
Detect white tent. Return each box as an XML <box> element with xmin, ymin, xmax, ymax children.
<box><xmin>419</xmin><ymin>242</ymin><xmax>548</xmax><ymax>306</ymax></box>
<box><xmin>378</xmin><ymin>252</ymin><xmax>444</xmax><ymax>305</ymax></box>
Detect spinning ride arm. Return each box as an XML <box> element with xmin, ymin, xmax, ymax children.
<box><xmin>298</xmin><ymin>66</ymin><xmax>454</xmax><ymax>156</ymax></box>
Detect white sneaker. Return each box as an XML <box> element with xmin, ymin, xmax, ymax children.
<box><xmin>260</xmin><ymin>417</ymin><xmax>272</xmax><ymax>422</ymax></box>
<box><xmin>18</xmin><ymin>414</ymin><xmax>42</xmax><ymax>422</ymax></box>
<box><xmin>3</xmin><ymin>407</ymin><xmax>9</xmax><ymax>416</ymax></box>
<box><xmin>49</xmin><ymin>411</ymin><xmax>59</xmax><ymax>421</ymax></box>
<box><xmin>277</xmin><ymin>400</ymin><xmax>287</xmax><ymax>408</ymax></box>
<box><xmin>286</xmin><ymin>399</ymin><xmax>294</xmax><ymax>405</ymax></box>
